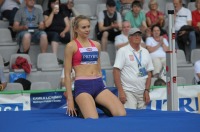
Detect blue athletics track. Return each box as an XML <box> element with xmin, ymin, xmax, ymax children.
<box><xmin>0</xmin><ymin>108</ymin><xmax>200</xmax><ymax>132</ymax></box>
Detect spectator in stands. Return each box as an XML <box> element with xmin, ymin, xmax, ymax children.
<box><xmin>194</xmin><ymin>60</ymin><xmax>200</xmax><ymax>84</ymax></box>
<box><xmin>124</xmin><ymin>1</ymin><xmax>150</xmax><ymax>39</ymax></box>
<box><xmin>96</xmin><ymin>0</ymin><xmax>122</xmax><ymax>51</ymax></box>
<box><xmin>116</xmin><ymin>0</ymin><xmax>145</xmax><ymax>18</ymax></box>
<box><xmin>64</xmin><ymin>15</ymin><xmax>126</xmax><ymax>118</ymax></box>
<box><xmin>0</xmin><ymin>67</ymin><xmax>7</xmax><ymax>91</ymax></box>
<box><xmin>146</xmin><ymin>25</ymin><xmax>169</xmax><ymax>78</ymax></box>
<box><xmin>113</xmin><ymin>28</ymin><xmax>154</xmax><ymax>109</ymax></box>
<box><xmin>173</xmin><ymin>0</ymin><xmax>196</xmax><ymax>62</ymax></box>
<box><xmin>44</xmin><ymin>0</ymin><xmax>70</xmax><ymax>63</ymax></box>
<box><xmin>146</xmin><ymin>0</ymin><xmax>165</xmax><ymax>28</ymax></box>
<box><xmin>13</xmin><ymin>0</ymin><xmax>48</xmax><ymax>54</ymax></box>
<box><xmin>60</xmin><ymin>0</ymin><xmax>74</xmax><ymax>18</ymax></box>
<box><xmin>192</xmin><ymin>0</ymin><xmax>200</xmax><ymax>46</ymax></box>
<box><xmin>192</xmin><ymin>0</ymin><xmax>200</xmax><ymax>30</ymax></box>
<box><xmin>114</xmin><ymin>21</ymin><xmax>146</xmax><ymax>50</ymax></box>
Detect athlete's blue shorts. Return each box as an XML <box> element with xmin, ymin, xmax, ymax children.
<box><xmin>74</xmin><ymin>77</ymin><xmax>106</xmax><ymax>99</ymax></box>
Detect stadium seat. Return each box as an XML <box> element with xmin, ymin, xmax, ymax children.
<box><xmin>176</xmin><ymin>49</ymin><xmax>193</xmax><ymax>67</ymax></box>
<box><xmin>74</xmin><ymin>0</ymin><xmax>98</xmax><ymax>17</ymax></box>
<box><xmin>107</xmin><ymin>43</ymin><xmax>116</xmax><ymax>65</ymax></box>
<box><xmin>96</xmin><ymin>3</ymin><xmax>106</xmax><ymax>17</ymax></box>
<box><xmin>177</xmin><ymin>66</ymin><xmax>194</xmax><ymax>84</ymax></box>
<box><xmin>34</xmin><ymin>4</ymin><xmax>43</xmax><ymax>12</ymax></box>
<box><xmin>0</xmin><ymin>20</ymin><xmax>9</xmax><ymax>28</ymax></box>
<box><xmin>42</xmin><ymin>0</ymin><xmax>48</xmax><ymax>11</ymax></box>
<box><xmin>74</xmin><ymin>4</ymin><xmax>93</xmax><ymax>17</ymax></box>
<box><xmin>37</xmin><ymin>53</ymin><xmax>62</xmax><ymax>71</ymax></box>
<box><xmin>10</xmin><ymin>54</ymin><xmax>36</xmax><ymax>72</ymax></box>
<box><xmin>100</xmin><ymin>51</ymin><xmax>112</xmax><ymax>69</ymax></box>
<box><xmin>0</xmin><ymin>28</ymin><xmax>17</xmax><ymax>45</ymax></box>
<box><xmin>30</xmin><ymin>82</ymin><xmax>52</xmax><ymax>90</ymax></box>
<box><xmin>177</xmin><ymin>76</ymin><xmax>187</xmax><ymax>85</ymax></box>
<box><xmin>4</xmin><ymin>83</ymin><xmax>24</xmax><ymax>91</ymax></box>
<box><xmin>191</xmin><ymin>49</ymin><xmax>200</xmax><ymax>64</ymax></box>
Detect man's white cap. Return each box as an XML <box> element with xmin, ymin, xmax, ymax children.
<box><xmin>128</xmin><ymin>28</ymin><xmax>142</xmax><ymax>36</ymax></box>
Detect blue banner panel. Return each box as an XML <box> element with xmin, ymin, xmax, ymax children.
<box><xmin>30</xmin><ymin>92</ymin><xmax>66</xmax><ymax>110</ymax></box>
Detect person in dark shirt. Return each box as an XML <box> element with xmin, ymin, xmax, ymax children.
<box><xmin>96</xmin><ymin>0</ymin><xmax>122</xmax><ymax>51</ymax></box>
<box><xmin>44</xmin><ymin>0</ymin><xmax>70</xmax><ymax>59</ymax></box>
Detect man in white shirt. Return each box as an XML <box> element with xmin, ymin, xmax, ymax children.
<box><xmin>113</xmin><ymin>28</ymin><xmax>154</xmax><ymax>109</ymax></box>
<box><xmin>114</xmin><ymin>21</ymin><xmax>146</xmax><ymax>50</ymax></box>
<box><xmin>173</xmin><ymin>0</ymin><xmax>196</xmax><ymax>62</ymax></box>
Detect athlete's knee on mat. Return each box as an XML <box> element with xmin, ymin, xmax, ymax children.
<box><xmin>83</xmin><ymin>113</ymin><xmax>99</xmax><ymax>119</ymax></box>
<box><xmin>111</xmin><ymin>108</ymin><xmax>126</xmax><ymax>116</ymax></box>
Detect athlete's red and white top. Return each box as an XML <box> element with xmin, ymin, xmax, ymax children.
<box><xmin>72</xmin><ymin>39</ymin><xmax>99</xmax><ymax>66</ymax></box>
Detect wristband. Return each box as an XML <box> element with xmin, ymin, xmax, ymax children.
<box><xmin>144</xmin><ymin>89</ymin><xmax>150</xmax><ymax>92</ymax></box>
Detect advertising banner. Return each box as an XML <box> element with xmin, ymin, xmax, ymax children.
<box><xmin>147</xmin><ymin>85</ymin><xmax>200</xmax><ymax>112</ymax></box>
<box><xmin>0</xmin><ymin>93</ymin><xmax>30</xmax><ymax>111</ymax></box>
<box><xmin>0</xmin><ymin>85</ymin><xmax>200</xmax><ymax>112</ymax></box>
<box><xmin>30</xmin><ymin>92</ymin><xmax>66</xmax><ymax>110</ymax></box>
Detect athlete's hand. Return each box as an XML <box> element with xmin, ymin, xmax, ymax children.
<box><xmin>66</xmin><ymin>99</ymin><xmax>77</xmax><ymax>117</ymax></box>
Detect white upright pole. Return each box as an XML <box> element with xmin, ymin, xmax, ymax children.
<box><xmin>166</xmin><ymin>10</ymin><xmax>178</xmax><ymax>111</ymax></box>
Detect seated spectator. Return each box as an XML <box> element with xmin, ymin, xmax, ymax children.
<box><xmin>173</xmin><ymin>0</ymin><xmax>196</xmax><ymax>62</ymax></box>
<box><xmin>96</xmin><ymin>0</ymin><xmax>122</xmax><ymax>51</ymax></box>
<box><xmin>192</xmin><ymin>0</ymin><xmax>200</xmax><ymax>30</ymax></box>
<box><xmin>60</xmin><ymin>0</ymin><xmax>74</xmax><ymax>18</ymax></box>
<box><xmin>194</xmin><ymin>60</ymin><xmax>200</xmax><ymax>84</ymax></box>
<box><xmin>0</xmin><ymin>67</ymin><xmax>7</xmax><ymax>91</ymax></box>
<box><xmin>146</xmin><ymin>25</ymin><xmax>169</xmax><ymax>78</ymax></box>
<box><xmin>124</xmin><ymin>1</ymin><xmax>150</xmax><ymax>39</ymax></box>
<box><xmin>13</xmin><ymin>0</ymin><xmax>48</xmax><ymax>54</ymax></box>
<box><xmin>44</xmin><ymin>0</ymin><xmax>70</xmax><ymax>62</ymax></box>
<box><xmin>119</xmin><ymin>0</ymin><xmax>144</xmax><ymax>19</ymax></box>
<box><xmin>146</xmin><ymin>0</ymin><xmax>165</xmax><ymax>28</ymax></box>
<box><xmin>115</xmin><ymin>21</ymin><xmax>146</xmax><ymax>50</ymax></box>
